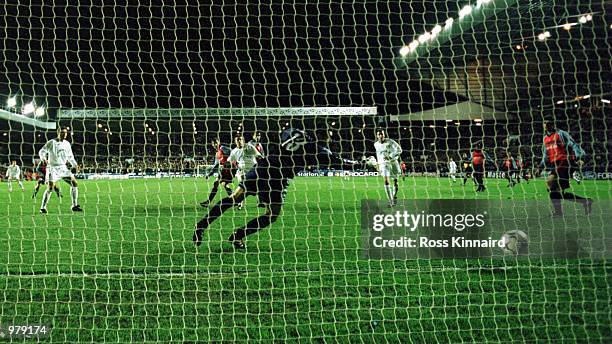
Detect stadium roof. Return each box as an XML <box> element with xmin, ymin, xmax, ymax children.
<box><xmin>57</xmin><ymin>107</ymin><xmax>378</xmax><ymax>119</ymax></box>
<box><xmin>391</xmin><ymin>101</ymin><xmax>509</xmax><ymax>121</ymax></box>
<box><xmin>0</xmin><ymin>1</ymin><xmax>608</xmax><ymax>120</ymax></box>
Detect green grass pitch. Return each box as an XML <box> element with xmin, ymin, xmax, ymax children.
<box><xmin>0</xmin><ymin>177</ymin><xmax>610</xmax><ymax>342</ymax></box>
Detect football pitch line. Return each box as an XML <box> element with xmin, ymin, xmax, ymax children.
<box><xmin>1</xmin><ymin>262</ymin><xmax>606</xmax><ymax>280</ymax></box>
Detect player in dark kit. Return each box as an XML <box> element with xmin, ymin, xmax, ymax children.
<box><xmin>539</xmin><ymin>120</ymin><xmax>592</xmax><ymax>216</ymax></box>
<box><xmin>502</xmin><ymin>152</ymin><xmax>517</xmax><ymax>187</ymax></box>
<box><xmin>461</xmin><ymin>154</ymin><xmax>476</xmax><ymax>186</ymax></box>
<box><xmin>193</xmin><ymin>128</ymin><xmax>357</xmax><ymax>249</ymax></box>
<box><xmin>200</xmin><ymin>138</ymin><xmax>235</xmax><ymax>208</ymax></box>
<box><xmin>32</xmin><ymin>161</ymin><xmax>61</xmax><ymax>199</ymax></box>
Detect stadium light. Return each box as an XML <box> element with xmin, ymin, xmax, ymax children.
<box><xmin>22</xmin><ymin>102</ymin><xmax>35</xmax><ymax>115</ymax></box>
<box><xmin>408</xmin><ymin>40</ymin><xmax>419</xmax><ymax>51</ymax></box>
<box><xmin>444</xmin><ymin>18</ymin><xmax>454</xmax><ymax>29</ymax></box>
<box><xmin>34</xmin><ymin>106</ymin><xmax>45</xmax><ymax>117</ymax></box>
<box><xmin>459</xmin><ymin>5</ymin><xmax>472</xmax><ymax>19</ymax></box>
<box><xmin>446</xmin><ymin>119</ymin><xmax>454</xmax><ymax>122</ymax></box>
<box><xmin>6</xmin><ymin>96</ymin><xmax>17</xmax><ymax>108</ymax></box>
<box><xmin>579</xmin><ymin>16</ymin><xmax>587</xmax><ymax>24</ymax></box>
<box><xmin>473</xmin><ymin>118</ymin><xmax>482</xmax><ymax>122</ymax></box>
<box><xmin>97</xmin><ymin>123</ymin><xmax>103</xmax><ymax>128</ymax></box>
<box><xmin>431</xmin><ymin>25</ymin><xmax>442</xmax><ymax>38</ymax></box>
<box><xmin>475</xmin><ymin>122</ymin><xmax>482</xmax><ymax>126</ymax></box>
<box><xmin>331</xmin><ymin>121</ymin><xmax>336</xmax><ymax>126</ymax></box>
<box><xmin>585</xmin><ymin>14</ymin><xmax>592</xmax><ymax>21</ymax></box>
<box><xmin>601</xmin><ymin>99</ymin><xmax>610</xmax><ymax>104</ymax></box>
<box><xmin>399</xmin><ymin>45</ymin><xmax>411</xmax><ymax>57</ymax></box>
<box><xmin>476</xmin><ymin>0</ymin><xmax>492</xmax><ymax>7</ymax></box>
<box><xmin>562</xmin><ymin>23</ymin><xmax>577</xmax><ymax>31</ymax></box>
<box><xmin>556</xmin><ymin>100</ymin><xmax>564</xmax><ymax>104</ymax></box>
<box><xmin>418</xmin><ymin>32</ymin><xmax>431</xmax><ymax>43</ymax></box>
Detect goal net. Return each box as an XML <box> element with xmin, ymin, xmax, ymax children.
<box><xmin>0</xmin><ymin>1</ymin><xmax>609</xmax><ymax>342</ymax></box>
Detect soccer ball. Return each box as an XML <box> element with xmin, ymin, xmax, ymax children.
<box><xmin>500</xmin><ymin>230</ymin><xmax>529</xmax><ymax>255</ymax></box>
<box><xmin>366</xmin><ymin>156</ymin><xmax>378</xmax><ymax>169</ymax></box>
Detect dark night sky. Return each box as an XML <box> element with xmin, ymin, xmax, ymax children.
<box><xmin>0</xmin><ymin>1</ymin><xmax>458</xmax><ymax>114</ymax></box>
<box><xmin>0</xmin><ymin>0</ymin><xmax>608</xmax><ymax>118</ymax></box>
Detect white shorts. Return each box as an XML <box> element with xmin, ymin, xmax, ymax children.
<box><xmin>379</xmin><ymin>162</ymin><xmax>401</xmax><ymax>179</ymax></box>
<box><xmin>235</xmin><ymin>170</ymin><xmax>245</xmax><ymax>183</ymax></box>
<box><xmin>46</xmin><ymin>165</ymin><xmax>74</xmax><ymax>183</ymax></box>
<box><xmin>7</xmin><ymin>174</ymin><xmax>20</xmax><ymax>180</ymax></box>
<box><xmin>235</xmin><ymin>168</ymin><xmax>254</xmax><ymax>183</ymax></box>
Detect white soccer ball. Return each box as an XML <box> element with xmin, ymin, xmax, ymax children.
<box><xmin>366</xmin><ymin>156</ymin><xmax>378</xmax><ymax>168</ymax></box>
<box><xmin>500</xmin><ymin>230</ymin><xmax>529</xmax><ymax>255</ymax></box>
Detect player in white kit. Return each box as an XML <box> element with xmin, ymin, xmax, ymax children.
<box><xmin>228</xmin><ymin>134</ymin><xmax>264</xmax><ymax>209</ymax></box>
<box><xmin>374</xmin><ymin>129</ymin><xmax>402</xmax><ymax>206</ymax></box>
<box><xmin>6</xmin><ymin>160</ymin><xmax>25</xmax><ymax>192</ymax></box>
<box><xmin>38</xmin><ymin>128</ymin><xmax>82</xmax><ymax>213</ymax></box>
<box><xmin>449</xmin><ymin>158</ymin><xmax>458</xmax><ymax>183</ymax></box>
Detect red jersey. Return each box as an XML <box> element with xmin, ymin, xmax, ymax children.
<box><xmin>543</xmin><ymin>132</ymin><xmax>567</xmax><ymax>163</ymax></box>
<box><xmin>216</xmin><ymin>145</ymin><xmax>230</xmax><ymax>165</ymax></box>
<box><xmin>472</xmin><ymin>150</ymin><xmax>485</xmax><ymax>166</ymax></box>
<box><xmin>400</xmin><ymin>162</ymin><xmax>406</xmax><ymax>171</ymax></box>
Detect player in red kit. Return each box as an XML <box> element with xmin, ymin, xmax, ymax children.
<box><xmin>538</xmin><ymin>119</ymin><xmax>592</xmax><ymax>216</ymax></box>
<box><xmin>200</xmin><ymin>138</ymin><xmax>235</xmax><ymax>208</ymax></box>
<box><xmin>471</xmin><ymin>142</ymin><xmax>492</xmax><ymax>192</ymax></box>
<box><xmin>400</xmin><ymin>161</ymin><xmax>407</xmax><ymax>181</ymax></box>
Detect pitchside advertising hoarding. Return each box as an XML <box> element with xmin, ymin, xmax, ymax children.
<box><xmin>361</xmin><ymin>199</ymin><xmax>611</xmax><ymax>259</ymax></box>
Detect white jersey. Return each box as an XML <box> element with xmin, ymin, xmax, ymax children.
<box><xmin>39</xmin><ymin>139</ymin><xmax>77</xmax><ymax>167</ymax></box>
<box><xmin>449</xmin><ymin>161</ymin><xmax>457</xmax><ymax>173</ymax></box>
<box><xmin>374</xmin><ymin>139</ymin><xmax>402</xmax><ymax>168</ymax></box>
<box><xmin>228</xmin><ymin>143</ymin><xmax>262</xmax><ymax>172</ymax></box>
<box><xmin>6</xmin><ymin>165</ymin><xmax>21</xmax><ymax>178</ymax></box>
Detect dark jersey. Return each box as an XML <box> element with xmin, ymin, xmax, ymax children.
<box><xmin>257</xmin><ymin>128</ymin><xmax>349</xmax><ymax>181</ymax></box>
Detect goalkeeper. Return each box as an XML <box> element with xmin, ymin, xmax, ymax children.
<box><xmin>193</xmin><ymin>128</ymin><xmax>357</xmax><ymax>249</ymax></box>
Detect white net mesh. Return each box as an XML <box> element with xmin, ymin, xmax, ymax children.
<box><xmin>0</xmin><ymin>1</ymin><xmax>610</xmax><ymax>342</ymax></box>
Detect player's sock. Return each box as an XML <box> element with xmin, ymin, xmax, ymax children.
<box><xmin>70</xmin><ymin>186</ymin><xmax>78</xmax><ymax>207</ymax></box>
<box><xmin>7</xmin><ymin>182</ymin><xmax>12</xmax><ymax>192</ymax></box>
<box><xmin>224</xmin><ymin>186</ymin><xmax>233</xmax><ymax>196</ymax></box>
<box><xmin>393</xmin><ymin>184</ymin><xmax>398</xmax><ymax>200</ymax></box>
<box><xmin>231</xmin><ymin>213</ymin><xmax>278</xmax><ymax>241</ymax></box>
<box><xmin>384</xmin><ymin>185</ymin><xmax>393</xmax><ymax>202</ymax></box>
<box><xmin>196</xmin><ymin>196</ymin><xmax>242</xmax><ymax>230</ymax></box>
<box><xmin>54</xmin><ymin>187</ymin><xmax>61</xmax><ymax>198</ymax></box>
<box><xmin>18</xmin><ymin>181</ymin><xmax>24</xmax><ymax>190</ymax></box>
<box><xmin>549</xmin><ymin>190</ymin><xmax>563</xmax><ymax>215</ymax></box>
<box><xmin>207</xmin><ymin>184</ymin><xmax>219</xmax><ymax>202</ymax></box>
<box><xmin>41</xmin><ymin>189</ymin><xmax>52</xmax><ymax>210</ymax></box>
<box><xmin>561</xmin><ymin>192</ymin><xmax>586</xmax><ymax>201</ymax></box>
